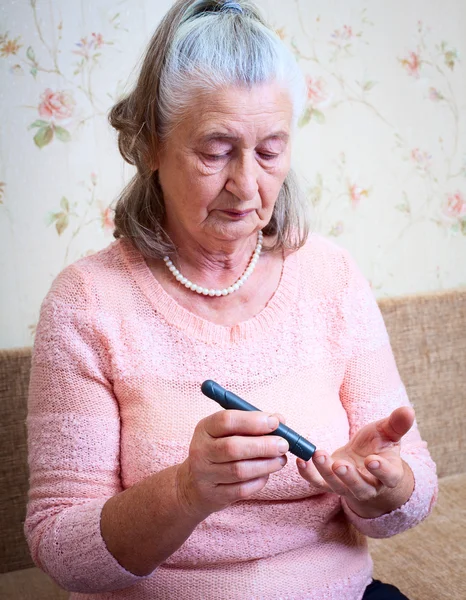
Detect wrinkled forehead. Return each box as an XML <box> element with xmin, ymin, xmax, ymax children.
<box><xmin>181</xmin><ymin>82</ymin><xmax>294</xmax><ymax>145</ymax></box>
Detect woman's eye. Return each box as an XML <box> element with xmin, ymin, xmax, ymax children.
<box><xmin>258</xmin><ymin>152</ymin><xmax>279</xmax><ymax>161</ymax></box>
<box><xmin>203</xmin><ymin>153</ymin><xmax>228</xmax><ymax>161</ymax></box>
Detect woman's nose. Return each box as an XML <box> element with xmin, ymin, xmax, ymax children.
<box><xmin>225</xmin><ymin>154</ymin><xmax>258</xmax><ymax>202</ymax></box>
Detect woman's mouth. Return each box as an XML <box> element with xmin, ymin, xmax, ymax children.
<box><xmin>220</xmin><ymin>209</ymin><xmax>254</xmax><ymax>218</ymax></box>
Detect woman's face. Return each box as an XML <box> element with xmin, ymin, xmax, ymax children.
<box><xmin>155</xmin><ymin>81</ymin><xmax>293</xmax><ymax>247</ymax></box>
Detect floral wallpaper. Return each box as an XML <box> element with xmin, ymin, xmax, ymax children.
<box><xmin>1</xmin><ymin>0</ymin><xmax>465</xmax><ymax>348</ymax></box>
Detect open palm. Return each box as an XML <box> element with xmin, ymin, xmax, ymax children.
<box><xmin>297</xmin><ymin>407</ymin><xmax>415</xmax><ymax>508</ymax></box>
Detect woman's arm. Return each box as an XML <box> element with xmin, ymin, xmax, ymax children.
<box><xmin>102</xmin><ymin>407</ymin><xmax>289</xmax><ymax>576</ymax></box>
<box><xmin>25</xmin><ymin>265</ymin><xmax>201</xmax><ymax>592</ymax></box>
<box><xmin>26</xmin><ymin>266</ymin><xmax>143</xmax><ymax>592</ymax></box>
<box><xmin>337</xmin><ymin>250</ymin><xmax>438</xmax><ymax>537</ymax></box>
<box><xmin>298</xmin><ymin>249</ymin><xmax>438</xmax><ymax>539</ymax></box>
<box><xmin>100</xmin><ymin>464</ymin><xmax>203</xmax><ymax>577</ymax></box>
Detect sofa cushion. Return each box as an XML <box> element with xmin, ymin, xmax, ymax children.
<box><xmin>369</xmin><ymin>472</ymin><xmax>466</xmax><ymax>600</ymax></box>
<box><xmin>379</xmin><ymin>290</ymin><xmax>466</xmax><ymax>478</ymax></box>
<box><xmin>0</xmin><ymin>348</ymin><xmax>34</xmax><ymax>573</ymax></box>
<box><xmin>0</xmin><ymin>567</ymin><xmax>68</xmax><ymax>600</ymax></box>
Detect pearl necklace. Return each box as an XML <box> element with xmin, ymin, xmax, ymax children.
<box><xmin>163</xmin><ymin>231</ymin><xmax>263</xmax><ymax>297</ymax></box>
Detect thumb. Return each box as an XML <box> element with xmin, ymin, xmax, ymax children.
<box><xmin>377</xmin><ymin>406</ymin><xmax>415</xmax><ymax>442</ymax></box>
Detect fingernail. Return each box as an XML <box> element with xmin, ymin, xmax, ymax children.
<box><xmin>368</xmin><ymin>461</ymin><xmax>380</xmax><ymax>470</ymax></box>
<box><xmin>278</xmin><ymin>456</ymin><xmax>287</xmax><ymax>466</ymax></box>
<box><xmin>315</xmin><ymin>455</ymin><xmax>326</xmax><ymax>465</ymax></box>
<box><xmin>267</xmin><ymin>415</ymin><xmax>279</xmax><ymax>429</ymax></box>
<box><xmin>335</xmin><ymin>466</ymin><xmax>347</xmax><ymax>476</ymax></box>
<box><xmin>278</xmin><ymin>439</ymin><xmax>289</xmax><ymax>453</ymax></box>
<box><xmin>297</xmin><ymin>459</ymin><xmax>307</xmax><ymax>469</ymax></box>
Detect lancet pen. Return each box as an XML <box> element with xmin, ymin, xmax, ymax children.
<box><xmin>201</xmin><ymin>380</ymin><xmax>316</xmax><ymax>461</ymax></box>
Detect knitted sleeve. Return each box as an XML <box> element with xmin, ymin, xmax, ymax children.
<box><xmin>24</xmin><ymin>264</ymin><xmax>148</xmax><ymax>592</ymax></box>
<box><xmin>338</xmin><ymin>251</ymin><xmax>438</xmax><ymax>539</ymax></box>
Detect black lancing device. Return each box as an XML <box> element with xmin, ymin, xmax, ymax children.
<box><xmin>201</xmin><ymin>380</ymin><xmax>316</xmax><ymax>461</ymax></box>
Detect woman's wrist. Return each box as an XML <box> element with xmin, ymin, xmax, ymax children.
<box><xmin>100</xmin><ymin>464</ymin><xmax>208</xmax><ymax>576</ymax></box>
<box><xmin>174</xmin><ymin>460</ymin><xmax>213</xmax><ymax>523</ymax></box>
<box><xmin>344</xmin><ymin>460</ymin><xmax>415</xmax><ymax>519</ymax></box>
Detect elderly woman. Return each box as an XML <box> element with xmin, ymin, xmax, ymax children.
<box><xmin>25</xmin><ymin>1</ymin><xmax>437</xmax><ymax>599</ymax></box>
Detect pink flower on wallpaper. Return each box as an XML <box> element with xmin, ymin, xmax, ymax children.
<box><xmin>428</xmin><ymin>87</ymin><xmax>444</xmax><ymax>102</ymax></box>
<box><xmin>331</xmin><ymin>25</ymin><xmax>354</xmax><ymax>43</ymax></box>
<box><xmin>29</xmin><ymin>89</ymin><xmax>74</xmax><ymax>147</ymax></box>
<box><xmin>443</xmin><ymin>191</ymin><xmax>466</xmax><ymax>220</ymax></box>
<box><xmin>400</xmin><ymin>51</ymin><xmax>421</xmax><ymax>78</ymax></box>
<box><xmin>73</xmin><ymin>33</ymin><xmax>107</xmax><ymax>60</ymax></box>
<box><xmin>348</xmin><ymin>183</ymin><xmax>369</xmax><ymax>208</ymax></box>
<box><xmin>39</xmin><ymin>88</ymin><xmax>75</xmax><ymax>121</ymax></box>
<box><xmin>91</xmin><ymin>32</ymin><xmax>104</xmax><ymax>47</ymax></box>
<box><xmin>306</xmin><ymin>76</ymin><xmax>331</xmax><ymax>108</ymax></box>
<box><xmin>411</xmin><ymin>148</ymin><xmax>432</xmax><ymax>172</ymax></box>
<box><xmin>100</xmin><ymin>205</ymin><xmax>115</xmax><ymax>233</ymax></box>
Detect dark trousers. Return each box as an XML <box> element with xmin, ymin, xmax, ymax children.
<box><xmin>362</xmin><ymin>579</ymin><xmax>410</xmax><ymax>599</ymax></box>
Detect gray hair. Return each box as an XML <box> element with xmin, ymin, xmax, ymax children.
<box><xmin>109</xmin><ymin>0</ymin><xmax>310</xmax><ymax>258</ymax></box>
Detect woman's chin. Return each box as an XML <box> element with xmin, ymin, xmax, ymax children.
<box><xmin>206</xmin><ymin>220</ymin><xmax>262</xmax><ymax>243</ymax></box>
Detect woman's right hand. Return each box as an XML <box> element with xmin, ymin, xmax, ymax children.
<box><xmin>176</xmin><ymin>410</ymin><xmax>289</xmax><ymax>519</ymax></box>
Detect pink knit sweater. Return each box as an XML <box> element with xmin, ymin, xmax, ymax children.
<box><xmin>25</xmin><ymin>234</ymin><xmax>438</xmax><ymax>600</ymax></box>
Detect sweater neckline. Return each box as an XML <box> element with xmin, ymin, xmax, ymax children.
<box><xmin>119</xmin><ymin>238</ymin><xmax>299</xmax><ymax>345</ymax></box>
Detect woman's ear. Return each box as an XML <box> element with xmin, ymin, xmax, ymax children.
<box><xmin>146</xmin><ymin>138</ymin><xmax>161</xmax><ymax>172</ymax></box>
<box><xmin>149</xmin><ymin>152</ymin><xmax>160</xmax><ymax>172</ymax></box>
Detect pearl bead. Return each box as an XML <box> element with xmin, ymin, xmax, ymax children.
<box><xmin>163</xmin><ymin>231</ymin><xmax>262</xmax><ymax>297</ymax></box>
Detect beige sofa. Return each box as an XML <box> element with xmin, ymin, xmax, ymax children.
<box><xmin>1</xmin><ymin>289</ymin><xmax>465</xmax><ymax>599</ymax></box>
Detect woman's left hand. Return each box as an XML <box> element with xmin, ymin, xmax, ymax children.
<box><xmin>296</xmin><ymin>407</ymin><xmax>416</xmax><ymax>518</ymax></box>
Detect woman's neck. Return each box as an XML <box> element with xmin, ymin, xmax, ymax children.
<box><xmin>167</xmin><ymin>231</ymin><xmax>261</xmax><ymax>291</ymax></box>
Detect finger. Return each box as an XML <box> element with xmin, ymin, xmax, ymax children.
<box><xmin>208</xmin><ymin>434</ymin><xmax>289</xmax><ymax>463</ymax></box>
<box><xmin>377</xmin><ymin>407</ymin><xmax>415</xmax><ymax>443</ymax></box>
<box><xmin>271</xmin><ymin>412</ymin><xmax>287</xmax><ymax>426</ymax></box>
<box><xmin>218</xmin><ymin>475</ymin><xmax>269</xmax><ymax>502</ymax></box>
<box><xmin>203</xmin><ymin>410</ymin><xmax>280</xmax><ymax>438</ymax></box>
<box><xmin>296</xmin><ymin>456</ymin><xmax>333</xmax><ymax>493</ymax></box>
<box><xmin>332</xmin><ymin>462</ymin><xmax>379</xmax><ymax>502</ymax></box>
<box><xmin>309</xmin><ymin>453</ymin><xmax>350</xmax><ymax>495</ymax></box>
<box><xmin>365</xmin><ymin>454</ymin><xmax>404</xmax><ymax>489</ymax></box>
<box><xmin>212</xmin><ymin>455</ymin><xmax>287</xmax><ymax>484</ymax></box>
